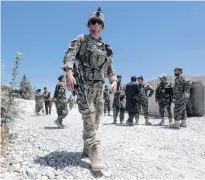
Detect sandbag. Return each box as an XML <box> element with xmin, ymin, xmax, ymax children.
<box><xmin>191</xmin><ymin>82</ymin><xmax>205</xmax><ymax>117</ymax></box>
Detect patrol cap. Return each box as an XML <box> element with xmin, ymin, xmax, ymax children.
<box><xmin>159</xmin><ymin>74</ymin><xmax>167</xmax><ymax>78</ymax></box>
<box><xmin>174</xmin><ymin>67</ymin><xmax>183</xmax><ymax>72</ymax></box>
<box><xmin>138</xmin><ymin>76</ymin><xmax>143</xmax><ymax>80</ymax></box>
<box><xmin>58</xmin><ymin>75</ymin><xmax>64</xmax><ymax>81</ymax></box>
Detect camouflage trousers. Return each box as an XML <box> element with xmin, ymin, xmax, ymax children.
<box><xmin>69</xmin><ymin>103</ymin><xmax>74</xmax><ymax>110</ymax></box>
<box><xmin>158</xmin><ymin>101</ymin><xmax>172</xmax><ymax>118</ymax></box>
<box><xmin>77</xmin><ymin>81</ymin><xmax>104</xmax><ymax>150</ymax></box>
<box><xmin>113</xmin><ymin>105</ymin><xmax>125</xmax><ymax>123</ymax></box>
<box><xmin>135</xmin><ymin>97</ymin><xmax>149</xmax><ymax>120</ymax></box>
<box><xmin>186</xmin><ymin>97</ymin><xmax>193</xmax><ymax>116</ymax></box>
<box><xmin>36</xmin><ymin>102</ymin><xmax>44</xmax><ymax>115</ymax></box>
<box><xmin>55</xmin><ymin>102</ymin><xmax>68</xmax><ymax>120</ymax></box>
<box><xmin>174</xmin><ymin>97</ymin><xmax>188</xmax><ymax>121</ymax></box>
<box><xmin>104</xmin><ymin>100</ymin><xmax>111</xmax><ymax>114</ymax></box>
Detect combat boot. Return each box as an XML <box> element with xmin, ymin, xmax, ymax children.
<box><xmin>158</xmin><ymin>118</ymin><xmax>165</xmax><ymax>126</ymax></box>
<box><xmin>169</xmin><ymin>118</ymin><xmax>174</xmax><ymax>125</ymax></box>
<box><xmin>54</xmin><ymin>119</ymin><xmax>61</xmax><ymax>128</ymax></box>
<box><xmin>82</xmin><ymin>145</ymin><xmax>89</xmax><ymax>158</ymax></box>
<box><xmin>135</xmin><ymin>119</ymin><xmax>139</xmax><ymax>125</ymax></box>
<box><xmin>145</xmin><ymin>119</ymin><xmax>152</xmax><ymax>126</ymax></box>
<box><xmin>90</xmin><ymin>144</ymin><xmax>104</xmax><ymax>171</ymax></box>
<box><xmin>170</xmin><ymin>120</ymin><xmax>181</xmax><ymax>129</ymax></box>
<box><xmin>59</xmin><ymin>119</ymin><xmax>66</xmax><ymax>128</ymax></box>
<box><xmin>180</xmin><ymin>120</ymin><xmax>187</xmax><ymax>127</ymax></box>
<box><xmin>112</xmin><ymin>121</ymin><xmax>116</xmax><ymax>124</ymax></box>
<box><xmin>126</xmin><ymin>120</ymin><xmax>134</xmax><ymax>126</ymax></box>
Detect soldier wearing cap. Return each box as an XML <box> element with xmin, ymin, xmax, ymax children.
<box><xmin>155</xmin><ymin>74</ymin><xmax>173</xmax><ymax>125</ymax></box>
<box><xmin>171</xmin><ymin>68</ymin><xmax>192</xmax><ymax>129</ymax></box>
<box><xmin>53</xmin><ymin>75</ymin><xmax>68</xmax><ymax>128</ymax></box>
<box><xmin>62</xmin><ymin>8</ymin><xmax>117</xmax><ymax>171</ymax></box>
<box><xmin>35</xmin><ymin>89</ymin><xmax>45</xmax><ymax>116</ymax></box>
<box><xmin>135</xmin><ymin>76</ymin><xmax>154</xmax><ymax>125</ymax></box>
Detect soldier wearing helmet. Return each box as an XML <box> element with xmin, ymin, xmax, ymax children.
<box><xmin>171</xmin><ymin>68</ymin><xmax>192</xmax><ymax>129</ymax></box>
<box><xmin>62</xmin><ymin>8</ymin><xmax>117</xmax><ymax>171</ymax></box>
<box><xmin>155</xmin><ymin>74</ymin><xmax>173</xmax><ymax>126</ymax></box>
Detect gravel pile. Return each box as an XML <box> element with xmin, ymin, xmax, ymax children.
<box><xmin>1</xmin><ymin>106</ymin><xmax>205</xmax><ymax>180</ymax></box>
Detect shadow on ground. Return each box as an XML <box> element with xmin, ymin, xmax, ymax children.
<box><xmin>34</xmin><ymin>151</ymin><xmax>103</xmax><ymax>178</ymax></box>
<box><xmin>44</xmin><ymin>127</ymin><xmax>63</xmax><ymax>130</ymax></box>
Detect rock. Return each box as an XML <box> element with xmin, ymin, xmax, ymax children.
<box><xmin>15</xmin><ymin>155</ymin><xmax>24</xmax><ymax>163</ymax></box>
<box><xmin>13</xmin><ymin>162</ymin><xmax>21</xmax><ymax>172</ymax></box>
<box><xmin>26</xmin><ymin>168</ymin><xmax>38</xmax><ymax>178</ymax></box>
<box><xmin>56</xmin><ymin>175</ymin><xmax>64</xmax><ymax>180</ymax></box>
<box><xmin>102</xmin><ymin>169</ymin><xmax>112</xmax><ymax>177</ymax></box>
<box><xmin>46</xmin><ymin>170</ymin><xmax>55</xmax><ymax>179</ymax></box>
<box><xmin>41</xmin><ymin>175</ymin><xmax>49</xmax><ymax>180</ymax></box>
<box><xmin>36</xmin><ymin>174</ymin><xmax>42</xmax><ymax>179</ymax></box>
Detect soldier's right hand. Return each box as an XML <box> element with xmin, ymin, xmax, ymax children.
<box><xmin>66</xmin><ymin>70</ymin><xmax>76</xmax><ymax>91</ymax></box>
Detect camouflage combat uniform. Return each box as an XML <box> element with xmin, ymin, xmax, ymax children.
<box><xmin>53</xmin><ymin>81</ymin><xmax>68</xmax><ymax>127</ymax></box>
<box><xmin>155</xmin><ymin>82</ymin><xmax>173</xmax><ymax>124</ymax></box>
<box><xmin>62</xmin><ymin>33</ymin><xmax>116</xmax><ymax>168</ymax></box>
<box><xmin>173</xmin><ymin>74</ymin><xmax>192</xmax><ymax>127</ymax></box>
<box><xmin>186</xmin><ymin>88</ymin><xmax>193</xmax><ymax>117</ymax></box>
<box><xmin>103</xmin><ymin>88</ymin><xmax>111</xmax><ymax>115</ymax></box>
<box><xmin>35</xmin><ymin>92</ymin><xmax>44</xmax><ymax>115</ymax></box>
<box><xmin>113</xmin><ymin>83</ymin><xmax>126</xmax><ymax>124</ymax></box>
<box><xmin>68</xmin><ymin>96</ymin><xmax>74</xmax><ymax>110</ymax></box>
<box><xmin>135</xmin><ymin>84</ymin><xmax>154</xmax><ymax>124</ymax></box>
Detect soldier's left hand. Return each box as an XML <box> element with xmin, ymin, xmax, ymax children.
<box><xmin>111</xmin><ymin>80</ymin><xmax>117</xmax><ymax>94</ymax></box>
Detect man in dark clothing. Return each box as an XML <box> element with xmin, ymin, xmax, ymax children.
<box><xmin>125</xmin><ymin>76</ymin><xmax>140</xmax><ymax>125</ymax></box>
<box><xmin>112</xmin><ymin>75</ymin><xmax>126</xmax><ymax>124</ymax></box>
<box><xmin>43</xmin><ymin>87</ymin><xmax>52</xmax><ymax>115</ymax></box>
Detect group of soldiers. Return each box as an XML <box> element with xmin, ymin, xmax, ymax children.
<box><xmin>35</xmin><ymin>87</ymin><xmax>52</xmax><ymax>116</ymax></box>
<box><xmin>52</xmin><ymin>7</ymin><xmax>193</xmax><ymax>171</ymax></box>
<box><xmin>103</xmin><ymin>68</ymin><xmax>192</xmax><ymax>129</ymax></box>
<box><xmin>35</xmin><ymin>77</ymin><xmax>77</xmax><ymax>128</ymax></box>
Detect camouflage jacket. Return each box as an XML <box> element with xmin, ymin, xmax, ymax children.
<box><xmin>173</xmin><ymin>74</ymin><xmax>192</xmax><ymax>100</ymax></box>
<box><xmin>62</xmin><ymin>34</ymin><xmax>117</xmax><ymax>83</ymax></box>
<box><xmin>137</xmin><ymin>84</ymin><xmax>154</xmax><ymax>99</ymax></box>
<box><xmin>68</xmin><ymin>97</ymin><xmax>74</xmax><ymax>104</ymax></box>
<box><xmin>35</xmin><ymin>93</ymin><xmax>44</xmax><ymax>104</ymax></box>
<box><xmin>43</xmin><ymin>91</ymin><xmax>51</xmax><ymax>101</ymax></box>
<box><xmin>155</xmin><ymin>82</ymin><xmax>173</xmax><ymax>103</ymax></box>
<box><xmin>53</xmin><ymin>82</ymin><xmax>67</xmax><ymax>103</ymax></box>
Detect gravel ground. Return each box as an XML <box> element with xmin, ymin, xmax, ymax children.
<box><xmin>1</xmin><ymin>105</ymin><xmax>205</xmax><ymax>180</ymax></box>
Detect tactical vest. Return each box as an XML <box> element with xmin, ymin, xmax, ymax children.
<box><xmin>157</xmin><ymin>82</ymin><xmax>173</xmax><ymax>101</ymax></box>
<box><xmin>76</xmin><ymin>35</ymin><xmax>112</xmax><ymax>81</ymax></box>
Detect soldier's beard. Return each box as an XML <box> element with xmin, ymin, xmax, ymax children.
<box><xmin>174</xmin><ymin>73</ymin><xmax>179</xmax><ymax>76</ymax></box>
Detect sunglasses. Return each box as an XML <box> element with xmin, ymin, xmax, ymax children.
<box><xmin>90</xmin><ymin>19</ymin><xmax>103</xmax><ymax>25</ymax></box>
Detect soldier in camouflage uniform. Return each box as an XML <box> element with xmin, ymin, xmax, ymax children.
<box><xmin>35</xmin><ymin>89</ymin><xmax>45</xmax><ymax>116</ymax></box>
<box><xmin>113</xmin><ymin>75</ymin><xmax>126</xmax><ymax>124</ymax></box>
<box><xmin>155</xmin><ymin>74</ymin><xmax>173</xmax><ymax>125</ymax></box>
<box><xmin>103</xmin><ymin>85</ymin><xmax>111</xmax><ymax>116</ymax></box>
<box><xmin>171</xmin><ymin>68</ymin><xmax>192</xmax><ymax>129</ymax></box>
<box><xmin>135</xmin><ymin>76</ymin><xmax>154</xmax><ymax>125</ymax></box>
<box><xmin>62</xmin><ymin>8</ymin><xmax>117</xmax><ymax>171</ymax></box>
<box><xmin>186</xmin><ymin>87</ymin><xmax>193</xmax><ymax>117</ymax></box>
<box><xmin>53</xmin><ymin>75</ymin><xmax>68</xmax><ymax>128</ymax></box>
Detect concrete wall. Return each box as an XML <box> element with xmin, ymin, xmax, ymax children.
<box><xmin>146</xmin><ymin>75</ymin><xmax>205</xmax><ymax>117</ymax></box>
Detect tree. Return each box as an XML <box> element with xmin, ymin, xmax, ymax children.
<box><xmin>19</xmin><ymin>74</ymin><xmax>32</xmax><ymax>100</ymax></box>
